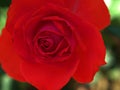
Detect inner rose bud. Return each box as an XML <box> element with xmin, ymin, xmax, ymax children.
<box><xmin>32</xmin><ymin>21</ymin><xmax>72</xmax><ymax>62</ymax></box>
<box><xmin>38</xmin><ymin>38</ymin><xmax>54</xmax><ymax>51</ymax></box>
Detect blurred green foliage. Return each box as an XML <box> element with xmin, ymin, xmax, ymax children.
<box><xmin>0</xmin><ymin>8</ymin><xmax>8</xmax><ymax>32</ymax></box>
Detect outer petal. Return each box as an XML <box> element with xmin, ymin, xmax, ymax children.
<box><xmin>6</xmin><ymin>0</ymin><xmax>110</xmax><ymax>33</ymax></box>
<box><xmin>21</xmin><ymin>46</ymin><xmax>80</xmax><ymax>90</ymax></box>
<box><xmin>73</xmin><ymin>19</ymin><xmax>106</xmax><ymax>82</ymax></box>
<box><xmin>6</xmin><ymin>0</ymin><xmax>64</xmax><ymax>32</ymax></box>
<box><xmin>0</xmin><ymin>29</ymin><xmax>25</xmax><ymax>82</ymax></box>
<box><xmin>64</xmin><ymin>0</ymin><xmax>110</xmax><ymax>30</ymax></box>
<box><xmin>77</xmin><ymin>0</ymin><xmax>110</xmax><ymax>30</ymax></box>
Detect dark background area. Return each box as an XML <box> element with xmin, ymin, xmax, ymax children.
<box><xmin>0</xmin><ymin>0</ymin><xmax>11</xmax><ymax>7</ymax></box>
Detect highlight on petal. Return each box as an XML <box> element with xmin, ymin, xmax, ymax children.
<box><xmin>0</xmin><ymin>29</ymin><xmax>25</xmax><ymax>82</ymax></box>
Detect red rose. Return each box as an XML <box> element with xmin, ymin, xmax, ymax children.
<box><xmin>0</xmin><ymin>0</ymin><xmax>110</xmax><ymax>90</ymax></box>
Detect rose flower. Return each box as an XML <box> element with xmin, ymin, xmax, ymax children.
<box><xmin>0</xmin><ymin>0</ymin><xmax>110</xmax><ymax>90</ymax></box>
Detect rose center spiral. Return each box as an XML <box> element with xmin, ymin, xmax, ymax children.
<box><xmin>38</xmin><ymin>38</ymin><xmax>53</xmax><ymax>50</ymax></box>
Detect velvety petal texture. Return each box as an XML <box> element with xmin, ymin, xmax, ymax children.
<box><xmin>63</xmin><ymin>0</ymin><xmax>110</xmax><ymax>30</ymax></box>
<box><xmin>0</xmin><ymin>29</ymin><xmax>25</xmax><ymax>82</ymax></box>
<box><xmin>0</xmin><ymin>0</ymin><xmax>110</xmax><ymax>90</ymax></box>
<box><xmin>21</xmin><ymin>46</ymin><xmax>80</xmax><ymax>90</ymax></box>
<box><xmin>72</xmin><ymin>19</ymin><xmax>106</xmax><ymax>82</ymax></box>
<box><xmin>6</xmin><ymin>0</ymin><xmax>110</xmax><ymax>32</ymax></box>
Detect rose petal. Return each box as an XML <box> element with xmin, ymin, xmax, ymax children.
<box><xmin>73</xmin><ymin>18</ymin><xmax>106</xmax><ymax>83</ymax></box>
<box><xmin>78</xmin><ymin>0</ymin><xmax>110</xmax><ymax>30</ymax></box>
<box><xmin>20</xmin><ymin>45</ymin><xmax>80</xmax><ymax>90</ymax></box>
<box><xmin>64</xmin><ymin>0</ymin><xmax>110</xmax><ymax>30</ymax></box>
<box><xmin>0</xmin><ymin>29</ymin><xmax>25</xmax><ymax>82</ymax></box>
<box><xmin>13</xmin><ymin>15</ymin><xmax>34</xmax><ymax>62</ymax></box>
<box><xmin>6</xmin><ymin>0</ymin><xmax>110</xmax><ymax>33</ymax></box>
<box><xmin>6</xmin><ymin>0</ymin><xmax>64</xmax><ymax>32</ymax></box>
<box><xmin>12</xmin><ymin>0</ymin><xmax>64</xmax><ymax>8</ymax></box>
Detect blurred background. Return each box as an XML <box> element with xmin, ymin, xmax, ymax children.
<box><xmin>0</xmin><ymin>0</ymin><xmax>120</xmax><ymax>90</ymax></box>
